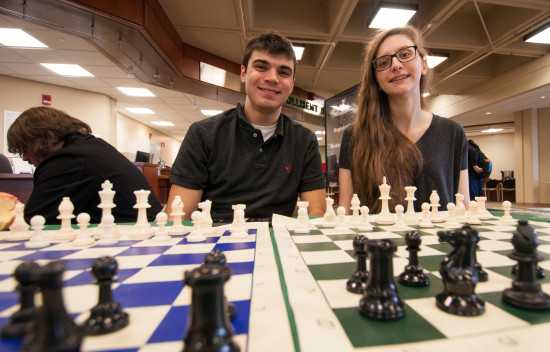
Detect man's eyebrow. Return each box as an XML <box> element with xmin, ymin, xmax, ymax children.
<box><xmin>251</xmin><ymin>59</ymin><xmax>293</xmax><ymax>74</ymax></box>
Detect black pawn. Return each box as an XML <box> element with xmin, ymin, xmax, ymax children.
<box><xmin>21</xmin><ymin>260</ymin><xmax>83</xmax><ymax>352</ymax></box>
<box><xmin>399</xmin><ymin>232</ymin><xmax>430</xmax><ymax>287</ymax></box>
<box><xmin>503</xmin><ymin>220</ymin><xmax>550</xmax><ymax>310</ymax></box>
<box><xmin>359</xmin><ymin>239</ymin><xmax>405</xmax><ymax>321</ymax></box>
<box><xmin>183</xmin><ymin>263</ymin><xmax>240</xmax><ymax>352</ymax></box>
<box><xmin>1</xmin><ymin>261</ymin><xmax>40</xmax><ymax>339</ymax></box>
<box><xmin>436</xmin><ymin>226</ymin><xmax>485</xmax><ymax>316</ymax></box>
<box><xmin>82</xmin><ymin>256</ymin><xmax>129</xmax><ymax>335</ymax></box>
<box><xmin>346</xmin><ymin>235</ymin><xmax>369</xmax><ymax>294</ymax></box>
<box><xmin>203</xmin><ymin>250</ymin><xmax>237</xmax><ymax>321</ymax></box>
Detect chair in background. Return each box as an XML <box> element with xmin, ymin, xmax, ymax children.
<box><xmin>500</xmin><ymin>178</ymin><xmax>516</xmax><ymax>202</ymax></box>
<box><xmin>501</xmin><ymin>170</ymin><xmax>514</xmax><ymax>180</ymax></box>
<box><xmin>0</xmin><ymin>154</ymin><xmax>13</xmax><ymax>173</ymax></box>
<box><xmin>483</xmin><ymin>179</ymin><xmax>500</xmax><ymax>201</ymax></box>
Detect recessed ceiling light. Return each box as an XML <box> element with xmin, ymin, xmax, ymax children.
<box><xmin>126</xmin><ymin>107</ymin><xmax>155</xmax><ymax>114</ymax></box>
<box><xmin>315</xmin><ymin>130</ymin><xmax>326</xmax><ymax>135</ymax></box>
<box><xmin>422</xmin><ymin>92</ymin><xmax>431</xmax><ymax>97</ymax></box>
<box><xmin>368</xmin><ymin>2</ymin><xmax>418</xmax><ymax>29</ymax></box>
<box><xmin>117</xmin><ymin>87</ymin><xmax>155</xmax><ymax>97</ymax></box>
<box><xmin>523</xmin><ymin>22</ymin><xmax>550</xmax><ymax>44</ymax></box>
<box><xmin>426</xmin><ymin>55</ymin><xmax>448</xmax><ymax>68</ymax></box>
<box><xmin>201</xmin><ymin>110</ymin><xmax>223</xmax><ymax>116</ymax></box>
<box><xmin>40</xmin><ymin>63</ymin><xmax>93</xmax><ymax>77</ymax></box>
<box><xmin>293</xmin><ymin>44</ymin><xmax>305</xmax><ymax>60</ymax></box>
<box><xmin>540</xmin><ymin>96</ymin><xmax>546</xmax><ymax>99</ymax></box>
<box><xmin>485</xmin><ymin>112</ymin><xmax>492</xmax><ymax>115</ymax></box>
<box><xmin>152</xmin><ymin>121</ymin><xmax>174</xmax><ymax>126</ymax></box>
<box><xmin>0</xmin><ymin>28</ymin><xmax>47</xmax><ymax>48</ymax></box>
<box><xmin>482</xmin><ymin>128</ymin><xmax>503</xmax><ymax>133</ymax></box>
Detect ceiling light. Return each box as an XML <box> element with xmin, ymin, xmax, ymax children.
<box><xmin>126</xmin><ymin>107</ymin><xmax>155</xmax><ymax>114</ymax></box>
<box><xmin>540</xmin><ymin>96</ymin><xmax>546</xmax><ymax>99</ymax></box>
<box><xmin>482</xmin><ymin>128</ymin><xmax>503</xmax><ymax>133</ymax></box>
<box><xmin>117</xmin><ymin>87</ymin><xmax>155</xmax><ymax>97</ymax></box>
<box><xmin>426</xmin><ymin>54</ymin><xmax>448</xmax><ymax>68</ymax></box>
<box><xmin>40</xmin><ymin>63</ymin><xmax>93</xmax><ymax>77</ymax></box>
<box><xmin>293</xmin><ymin>44</ymin><xmax>305</xmax><ymax>60</ymax></box>
<box><xmin>523</xmin><ymin>22</ymin><xmax>550</xmax><ymax>44</ymax></box>
<box><xmin>315</xmin><ymin>130</ymin><xmax>325</xmax><ymax>135</ymax></box>
<box><xmin>368</xmin><ymin>2</ymin><xmax>418</xmax><ymax>29</ymax></box>
<box><xmin>152</xmin><ymin>121</ymin><xmax>174</xmax><ymax>126</ymax></box>
<box><xmin>127</xmin><ymin>65</ymin><xmax>135</xmax><ymax>78</ymax></box>
<box><xmin>0</xmin><ymin>28</ymin><xmax>47</xmax><ymax>48</ymax></box>
<box><xmin>331</xmin><ymin>104</ymin><xmax>350</xmax><ymax>112</ymax></box>
<box><xmin>201</xmin><ymin>109</ymin><xmax>223</xmax><ymax>116</ymax></box>
<box><xmin>422</xmin><ymin>92</ymin><xmax>430</xmax><ymax>97</ymax></box>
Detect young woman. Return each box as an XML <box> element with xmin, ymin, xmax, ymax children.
<box><xmin>339</xmin><ymin>26</ymin><xmax>469</xmax><ymax>213</ymax></box>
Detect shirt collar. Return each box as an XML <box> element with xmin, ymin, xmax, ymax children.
<box><xmin>236</xmin><ymin>103</ymin><xmax>285</xmax><ymax>138</ymax></box>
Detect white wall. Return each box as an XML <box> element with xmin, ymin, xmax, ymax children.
<box><xmin>469</xmin><ymin>132</ymin><xmax>515</xmax><ymax>180</ymax></box>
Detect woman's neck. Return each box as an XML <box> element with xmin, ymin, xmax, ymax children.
<box><xmin>388</xmin><ymin>95</ymin><xmax>431</xmax><ymax>143</ymax></box>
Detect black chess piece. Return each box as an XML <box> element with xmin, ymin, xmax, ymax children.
<box><xmin>436</xmin><ymin>226</ymin><xmax>485</xmax><ymax>316</ymax></box>
<box><xmin>398</xmin><ymin>231</ymin><xmax>430</xmax><ymax>287</ymax></box>
<box><xmin>183</xmin><ymin>263</ymin><xmax>240</xmax><ymax>352</ymax></box>
<box><xmin>1</xmin><ymin>261</ymin><xmax>40</xmax><ymax>339</ymax></box>
<box><xmin>512</xmin><ymin>262</ymin><xmax>546</xmax><ymax>279</ymax></box>
<box><xmin>474</xmin><ymin>232</ymin><xmax>489</xmax><ymax>282</ymax></box>
<box><xmin>82</xmin><ymin>256</ymin><xmax>129</xmax><ymax>335</ymax></box>
<box><xmin>359</xmin><ymin>239</ymin><xmax>405</xmax><ymax>321</ymax></box>
<box><xmin>346</xmin><ymin>235</ymin><xmax>369</xmax><ymax>294</ymax></box>
<box><xmin>502</xmin><ymin>220</ymin><xmax>550</xmax><ymax>310</ymax></box>
<box><xmin>21</xmin><ymin>260</ymin><xmax>84</xmax><ymax>352</ymax></box>
<box><xmin>203</xmin><ymin>250</ymin><xmax>237</xmax><ymax>321</ymax></box>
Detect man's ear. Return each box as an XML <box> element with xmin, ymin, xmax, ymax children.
<box><xmin>240</xmin><ymin>65</ymin><xmax>246</xmax><ymax>83</ymax></box>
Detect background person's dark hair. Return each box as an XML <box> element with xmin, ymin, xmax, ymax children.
<box><xmin>7</xmin><ymin>106</ymin><xmax>91</xmax><ymax>159</ymax></box>
<box><xmin>241</xmin><ymin>32</ymin><xmax>297</xmax><ymax>78</ymax></box>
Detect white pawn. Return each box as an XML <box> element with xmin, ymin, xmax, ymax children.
<box><xmin>466</xmin><ymin>200</ymin><xmax>481</xmax><ymax>225</ymax></box>
<box><xmin>72</xmin><ymin>213</ymin><xmax>95</xmax><ymax>246</ymax></box>
<box><xmin>418</xmin><ymin>202</ymin><xmax>433</xmax><ymax>228</ymax></box>
<box><xmin>455</xmin><ymin>193</ymin><xmax>467</xmax><ymax>222</ymax></box>
<box><xmin>323</xmin><ymin>197</ymin><xmax>336</xmax><ymax>228</ymax></box>
<box><xmin>499</xmin><ymin>200</ymin><xmax>516</xmax><ymax>225</ymax></box>
<box><xmin>26</xmin><ymin>215</ymin><xmax>49</xmax><ymax>248</ymax></box>
<box><xmin>392</xmin><ymin>204</ymin><xmax>408</xmax><ymax>230</ymax></box>
<box><xmin>198</xmin><ymin>200</ymin><xmax>214</xmax><ymax>235</ymax></box>
<box><xmin>444</xmin><ymin>203</ymin><xmax>460</xmax><ymax>228</ymax></box>
<box><xmin>55</xmin><ymin>197</ymin><xmax>76</xmax><ymax>241</ymax></box>
<box><xmin>429</xmin><ymin>190</ymin><xmax>444</xmax><ymax>223</ymax></box>
<box><xmin>335</xmin><ymin>206</ymin><xmax>347</xmax><ymax>231</ymax></box>
<box><xmin>169</xmin><ymin>196</ymin><xmax>187</xmax><ymax>235</ymax></box>
<box><xmin>295</xmin><ymin>202</ymin><xmax>311</xmax><ymax>234</ymax></box>
<box><xmin>187</xmin><ymin>211</ymin><xmax>206</xmax><ymax>242</ymax></box>
<box><xmin>230</xmin><ymin>205</ymin><xmax>247</xmax><ymax>239</ymax></box>
<box><xmin>153</xmin><ymin>212</ymin><xmax>171</xmax><ymax>242</ymax></box>
<box><xmin>475</xmin><ymin>196</ymin><xmax>492</xmax><ymax>219</ymax></box>
<box><xmin>97</xmin><ymin>214</ymin><xmax>118</xmax><ymax>245</ymax></box>
<box><xmin>350</xmin><ymin>194</ymin><xmax>361</xmax><ymax>226</ymax></box>
<box><xmin>7</xmin><ymin>202</ymin><xmax>31</xmax><ymax>241</ymax></box>
<box><xmin>358</xmin><ymin>206</ymin><xmax>373</xmax><ymax>232</ymax></box>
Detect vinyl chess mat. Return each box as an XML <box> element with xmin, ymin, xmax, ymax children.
<box><xmin>272</xmin><ymin>214</ymin><xmax>550</xmax><ymax>352</ymax></box>
<box><xmin>0</xmin><ymin>223</ymin><xmax>292</xmax><ymax>352</ymax></box>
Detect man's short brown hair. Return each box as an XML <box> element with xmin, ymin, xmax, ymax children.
<box><xmin>242</xmin><ymin>32</ymin><xmax>297</xmax><ymax>77</ymax></box>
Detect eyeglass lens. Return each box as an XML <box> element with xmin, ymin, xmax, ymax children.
<box><xmin>374</xmin><ymin>46</ymin><xmax>417</xmax><ymax>71</ymax></box>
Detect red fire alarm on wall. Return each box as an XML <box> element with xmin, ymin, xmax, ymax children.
<box><xmin>42</xmin><ymin>94</ymin><xmax>52</xmax><ymax>105</ymax></box>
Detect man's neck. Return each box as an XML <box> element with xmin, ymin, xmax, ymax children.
<box><xmin>243</xmin><ymin>100</ymin><xmax>281</xmax><ymax>126</ymax></box>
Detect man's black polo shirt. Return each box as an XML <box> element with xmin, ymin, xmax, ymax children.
<box><xmin>170</xmin><ymin>103</ymin><xmax>326</xmax><ymax>221</ymax></box>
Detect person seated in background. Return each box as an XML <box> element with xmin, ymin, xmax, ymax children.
<box><xmin>7</xmin><ymin>106</ymin><xmax>162</xmax><ymax>224</ymax></box>
<box><xmin>166</xmin><ymin>32</ymin><xmax>326</xmax><ymax>222</ymax></box>
<box><xmin>339</xmin><ymin>26</ymin><xmax>469</xmax><ymax>214</ymax></box>
<box><xmin>0</xmin><ymin>153</ymin><xmax>12</xmax><ymax>173</ymax></box>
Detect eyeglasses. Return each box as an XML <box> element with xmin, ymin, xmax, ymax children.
<box><xmin>372</xmin><ymin>46</ymin><xmax>418</xmax><ymax>72</ymax></box>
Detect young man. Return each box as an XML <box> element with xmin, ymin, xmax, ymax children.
<box><xmin>167</xmin><ymin>32</ymin><xmax>327</xmax><ymax>221</ymax></box>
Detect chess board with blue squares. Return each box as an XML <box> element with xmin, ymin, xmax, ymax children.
<box><xmin>272</xmin><ymin>214</ymin><xmax>550</xmax><ymax>352</ymax></box>
<box><xmin>0</xmin><ymin>223</ymin><xmax>292</xmax><ymax>352</ymax></box>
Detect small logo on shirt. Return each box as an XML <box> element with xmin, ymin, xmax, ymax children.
<box><xmin>284</xmin><ymin>166</ymin><xmax>292</xmax><ymax>174</ymax></box>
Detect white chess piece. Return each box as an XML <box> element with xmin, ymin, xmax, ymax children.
<box><xmin>335</xmin><ymin>206</ymin><xmax>347</xmax><ymax>230</ymax></box>
<box><xmin>444</xmin><ymin>203</ymin><xmax>460</xmax><ymax>228</ymax></box>
<box><xmin>350</xmin><ymin>194</ymin><xmax>361</xmax><ymax>226</ymax></box>
<box><xmin>132</xmin><ymin>189</ymin><xmax>154</xmax><ymax>239</ymax></box>
<box><xmin>358</xmin><ymin>206</ymin><xmax>373</xmax><ymax>232</ymax></box>
<box><xmin>404</xmin><ymin>186</ymin><xmax>418</xmax><ymax>225</ymax></box>
<box><xmin>429</xmin><ymin>190</ymin><xmax>444</xmax><ymax>223</ymax></box>
<box><xmin>376</xmin><ymin>177</ymin><xmax>395</xmax><ymax>225</ymax></box>
<box><xmin>97</xmin><ymin>180</ymin><xmax>117</xmax><ymax>238</ymax></box>
<box><xmin>499</xmin><ymin>200</ymin><xmax>516</xmax><ymax>225</ymax></box>
<box><xmin>230</xmin><ymin>204</ymin><xmax>247</xmax><ymax>239</ymax></box>
<box><xmin>187</xmin><ymin>211</ymin><xmax>207</xmax><ymax>242</ymax></box>
<box><xmin>169</xmin><ymin>195</ymin><xmax>187</xmax><ymax>235</ymax></box>
<box><xmin>55</xmin><ymin>197</ymin><xmax>76</xmax><ymax>241</ymax></box>
<box><xmin>455</xmin><ymin>193</ymin><xmax>467</xmax><ymax>222</ymax></box>
<box><xmin>153</xmin><ymin>212</ymin><xmax>171</xmax><ymax>242</ymax></box>
<box><xmin>466</xmin><ymin>200</ymin><xmax>481</xmax><ymax>225</ymax></box>
<box><xmin>26</xmin><ymin>215</ymin><xmax>49</xmax><ymax>248</ymax></box>
<box><xmin>475</xmin><ymin>196</ymin><xmax>492</xmax><ymax>219</ymax></box>
<box><xmin>198</xmin><ymin>200</ymin><xmax>214</xmax><ymax>235</ymax></box>
<box><xmin>323</xmin><ymin>197</ymin><xmax>336</xmax><ymax>228</ymax></box>
<box><xmin>418</xmin><ymin>202</ymin><xmax>433</xmax><ymax>228</ymax></box>
<box><xmin>294</xmin><ymin>201</ymin><xmax>311</xmax><ymax>234</ymax></box>
<box><xmin>392</xmin><ymin>204</ymin><xmax>408</xmax><ymax>230</ymax></box>
<box><xmin>72</xmin><ymin>213</ymin><xmax>95</xmax><ymax>246</ymax></box>
<box><xmin>97</xmin><ymin>214</ymin><xmax>118</xmax><ymax>245</ymax></box>
<box><xmin>7</xmin><ymin>202</ymin><xmax>31</xmax><ymax>241</ymax></box>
